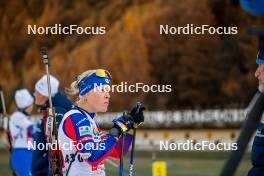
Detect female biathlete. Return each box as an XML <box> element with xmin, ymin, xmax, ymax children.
<box><xmin>58</xmin><ymin>69</ymin><xmax>145</xmax><ymax>176</ymax></box>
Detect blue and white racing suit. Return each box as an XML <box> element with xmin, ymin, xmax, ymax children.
<box><xmin>58</xmin><ymin>106</ymin><xmax>133</xmax><ymax>176</ymax></box>
<box><xmin>9</xmin><ymin>110</ymin><xmax>34</xmax><ymax>176</ymax></box>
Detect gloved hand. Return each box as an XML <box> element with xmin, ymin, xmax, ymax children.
<box><xmin>109</xmin><ymin>112</ymin><xmax>134</xmax><ymax>137</ymax></box>
<box><xmin>109</xmin><ymin>102</ymin><xmax>146</xmax><ymax>137</ymax></box>
<box><xmin>129</xmin><ymin>102</ymin><xmax>145</xmax><ymax>127</ymax></box>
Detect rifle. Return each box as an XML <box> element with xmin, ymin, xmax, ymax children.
<box><xmin>40</xmin><ymin>47</ymin><xmax>61</xmax><ymax>175</ymax></box>
<box><xmin>0</xmin><ymin>90</ymin><xmax>16</xmax><ymax>175</ymax></box>
<box><xmin>0</xmin><ymin>90</ymin><xmax>6</xmax><ymax>131</ymax></box>
<box><xmin>0</xmin><ymin>90</ymin><xmax>12</xmax><ymax>151</ymax></box>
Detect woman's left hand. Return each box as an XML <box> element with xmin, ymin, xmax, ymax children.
<box><xmin>130</xmin><ymin>103</ymin><xmax>145</xmax><ymax>126</ymax></box>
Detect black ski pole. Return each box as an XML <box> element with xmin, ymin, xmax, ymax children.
<box><xmin>129</xmin><ymin>102</ymin><xmax>142</xmax><ymax>176</ymax></box>
<box><xmin>119</xmin><ymin>132</ymin><xmax>125</xmax><ymax>176</ymax></box>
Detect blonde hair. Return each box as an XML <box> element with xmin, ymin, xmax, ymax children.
<box><xmin>66</xmin><ymin>70</ymin><xmax>96</xmax><ymax>96</ymax></box>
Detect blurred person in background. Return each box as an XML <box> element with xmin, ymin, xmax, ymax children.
<box><xmin>248</xmin><ymin>51</ymin><xmax>264</xmax><ymax>176</ymax></box>
<box><xmin>239</xmin><ymin>1</ymin><xmax>264</xmax><ymax>175</ymax></box>
<box><xmin>58</xmin><ymin>69</ymin><xmax>145</xmax><ymax>175</ymax></box>
<box><xmin>9</xmin><ymin>89</ymin><xmax>34</xmax><ymax>176</ymax></box>
<box><xmin>31</xmin><ymin>75</ymin><xmax>73</xmax><ymax>176</ymax></box>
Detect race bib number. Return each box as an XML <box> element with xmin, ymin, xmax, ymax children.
<box><xmin>65</xmin><ymin>153</ymin><xmax>84</xmax><ymax>164</ymax></box>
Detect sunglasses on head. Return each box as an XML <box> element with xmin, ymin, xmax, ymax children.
<box><xmin>77</xmin><ymin>69</ymin><xmax>112</xmax><ymax>86</ymax></box>
<box><xmin>95</xmin><ymin>69</ymin><xmax>112</xmax><ymax>79</ymax></box>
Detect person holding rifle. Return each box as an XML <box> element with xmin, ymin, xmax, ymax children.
<box><xmin>31</xmin><ymin>75</ymin><xmax>73</xmax><ymax>176</ymax></box>
<box><xmin>9</xmin><ymin>89</ymin><xmax>34</xmax><ymax>176</ymax></box>
<box><xmin>58</xmin><ymin>69</ymin><xmax>145</xmax><ymax>176</ymax></box>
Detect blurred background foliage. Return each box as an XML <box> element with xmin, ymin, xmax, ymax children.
<box><xmin>0</xmin><ymin>0</ymin><xmax>264</xmax><ymax>112</ymax></box>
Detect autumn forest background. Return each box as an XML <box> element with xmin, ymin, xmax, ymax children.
<box><xmin>1</xmin><ymin>0</ymin><xmax>264</xmax><ymax>112</ymax></box>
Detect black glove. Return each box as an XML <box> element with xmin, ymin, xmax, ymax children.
<box><xmin>130</xmin><ymin>102</ymin><xmax>145</xmax><ymax>125</ymax></box>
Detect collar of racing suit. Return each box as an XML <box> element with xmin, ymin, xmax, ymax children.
<box><xmin>74</xmin><ymin>105</ymin><xmax>95</xmax><ymax>119</ymax></box>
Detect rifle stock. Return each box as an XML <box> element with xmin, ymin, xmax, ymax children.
<box><xmin>46</xmin><ymin>107</ymin><xmax>61</xmax><ymax>175</ymax></box>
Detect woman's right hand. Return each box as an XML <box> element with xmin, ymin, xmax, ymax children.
<box><xmin>110</xmin><ymin>114</ymin><xmax>134</xmax><ymax>136</ymax></box>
